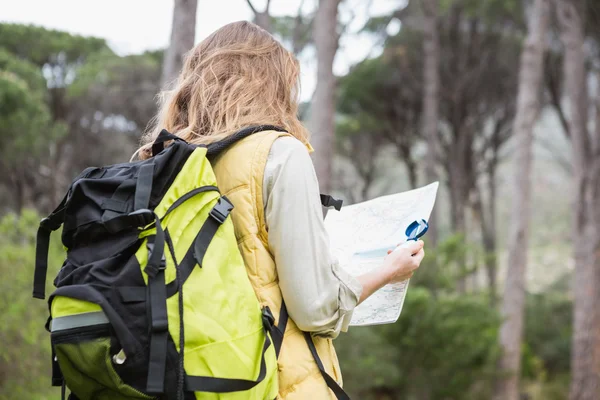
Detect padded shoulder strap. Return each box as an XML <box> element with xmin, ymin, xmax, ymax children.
<box><xmin>207</xmin><ymin>125</ymin><xmax>287</xmax><ymax>156</ymax></box>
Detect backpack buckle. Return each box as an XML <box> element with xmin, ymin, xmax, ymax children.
<box><xmin>145</xmin><ymin>242</ymin><xmax>166</xmax><ymax>277</ymax></box>
<box><xmin>209</xmin><ymin>196</ymin><xmax>234</xmax><ymax>224</ymax></box>
<box><xmin>261</xmin><ymin>306</ymin><xmax>275</xmax><ymax>331</ymax></box>
<box><xmin>129</xmin><ymin>209</ymin><xmax>155</xmax><ymax>227</ymax></box>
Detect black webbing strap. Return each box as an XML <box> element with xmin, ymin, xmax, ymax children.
<box><xmin>152</xmin><ymin>129</ymin><xmax>186</xmax><ymax>157</ymax></box>
<box><xmin>308</xmin><ymin>190</ymin><xmax>349</xmax><ymax>398</ymax></box>
<box><xmin>193</xmin><ymin>196</ymin><xmax>233</xmax><ymax>267</ymax></box>
<box><xmin>51</xmin><ymin>345</ymin><xmax>63</xmax><ymax>387</ymax></box>
<box><xmin>33</xmin><ymin>224</ymin><xmax>57</xmax><ymax>299</ymax></box>
<box><xmin>268</xmin><ymin>302</ymin><xmax>288</xmax><ymax>358</ymax></box>
<box><xmin>164</xmin><ymin>231</ymin><xmax>186</xmax><ymax>400</ymax></box>
<box><xmin>103</xmin><ymin>209</ymin><xmax>155</xmax><ymax>234</ymax></box>
<box><xmin>165</xmin><ymin>239</ymin><xmax>194</xmax><ymax>298</ymax></box>
<box><xmin>48</xmin><ymin>285</ymin><xmax>142</xmax><ymax>356</ymax></box>
<box><xmin>33</xmin><ymin>193</ymin><xmax>69</xmax><ymax>300</ymax></box>
<box><xmin>320</xmin><ymin>194</ymin><xmax>343</xmax><ymax>211</ymax></box>
<box><xmin>146</xmin><ymin>272</ymin><xmax>168</xmax><ymax>394</ymax></box>
<box><xmin>164</xmin><ymin>195</ymin><xmax>227</xmax><ymax>297</ymax></box>
<box><xmin>185</xmin><ymin>325</ymin><xmax>272</xmax><ymax>393</ymax></box>
<box><xmin>134</xmin><ymin>163</ymin><xmax>155</xmax><ymax>210</ymax></box>
<box><xmin>303</xmin><ymin>333</ymin><xmax>351</xmax><ymax>400</ymax></box>
<box><xmin>206</xmin><ymin>125</ymin><xmax>287</xmax><ymax>156</ymax></box>
<box><xmin>145</xmin><ymin>219</ymin><xmax>169</xmax><ymax>394</ymax></box>
<box><xmin>162</xmin><ymin>186</ymin><xmax>219</xmax><ymax>221</ymax></box>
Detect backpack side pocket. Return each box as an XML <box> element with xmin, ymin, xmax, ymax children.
<box><xmin>51</xmin><ymin>297</ymin><xmax>153</xmax><ymax>400</ymax></box>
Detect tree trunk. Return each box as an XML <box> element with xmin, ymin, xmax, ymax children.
<box><xmin>246</xmin><ymin>0</ymin><xmax>273</xmax><ymax>33</ymax></box>
<box><xmin>309</xmin><ymin>0</ymin><xmax>342</xmax><ymax>193</ymax></box>
<box><xmin>556</xmin><ymin>1</ymin><xmax>600</xmax><ymax>398</ymax></box>
<box><xmin>495</xmin><ymin>1</ymin><xmax>549</xmax><ymax>399</ymax></box>
<box><xmin>422</xmin><ymin>0</ymin><xmax>440</xmax><ymax>248</ymax></box>
<box><xmin>162</xmin><ymin>0</ymin><xmax>198</xmax><ymax>86</ymax></box>
<box><xmin>472</xmin><ymin>183</ymin><xmax>497</xmax><ymax>305</ymax></box>
<box><xmin>569</xmin><ymin>167</ymin><xmax>600</xmax><ymax>400</ymax></box>
<box><xmin>405</xmin><ymin>153</ymin><xmax>418</xmax><ymax>190</ymax></box>
<box><xmin>447</xmin><ymin>151</ymin><xmax>467</xmax><ymax>235</ymax></box>
<box><xmin>447</xmin><ymin>158</ymin><xmax>468</xmax><ymax>292</ymax></box>
<box><xmin>485</xmin><ymin>163</ymin><xmax>498</xmax><ymax>305</ymax></box>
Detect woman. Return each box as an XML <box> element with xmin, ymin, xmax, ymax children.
<box><xmin>140</xmin><ymin>21</ymin><xmax>425</xmax><ymax>399</ymax></box>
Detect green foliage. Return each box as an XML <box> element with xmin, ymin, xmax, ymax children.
<box><xmin>64</xmin><ymin>49</ymin><xmax>161</xmax><ymax>159</ymax></box>
<box><xmin>0</xmin><ymin>49</ymin><xmax>67</xmax><ymax>172</ymax></box>
<box><xmin>0</xmin><ymin>23</ymin><xmax>150</xmax><ymax>212</ymax></box>
<box><xmin>410</xmin><ymin>234</ymin><xmax>483</xmax><ymax>294</ymax></box>
<box><xmin>68</xmin><ymin>49</ymin><xmax>162</xmax><ymax>100</ymax></box>
<box><xmin>0</xmin><ymin>211</ymin><xmax>65</xmax><ymax>399</ymax></box>
<box><xmin>336</xmin><ymin>236</ymin><xmax>572</xmax><ymax>399</ymax></box>
<box><xmin>362</xmin><ymin>0</ymin><xmax>525</xmax><ymax>42</ymax></box>
<box><xmin>518</xmin><ymin>289</ymin><xmax>572</xmax><ymax>399</ymax></box>
<box><xmin>0</xmin><ymin>71</ymin><xmax>53</xmax><ymax>163</ymax></box>
<box><xmin>523</xmin><ymin>290</ymin><xmax>572</xmax><ymax>378</ymax></box>
<box><xmin>336</xmin><ymin>41</ymin><xmax>422</xmax><ymax>149</ymax></box>
<box><xmin>0</xmin><ymin>23</ymin><xmax>109</xmax><ymax>68</ymax></box>
<box><xmin>0</xmin><ymin>49</ymin><xmax>47</xmax><ymax>94</ymax></box>
<box><xmin>337</xmin><ymin>287</ymin><xmax>501</xmax><ymax>399</ymax></box>
<box><xmin>338</xmin><ymin>57</ymin><xmax>391</xmax><ymax>118</ymax></box>
<box><xmin>438</xmin><ymin>0</ymin><xmax>525</xmax><ymax>29</ymax></box>
<box><xmin>361</xmin><ymin>15</ymin><xmax>395</xmax><ymax>36</ymax></box>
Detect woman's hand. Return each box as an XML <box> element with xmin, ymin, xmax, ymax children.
<box><xmin>383</xmin><ymin>240</ymin><xmax>425</xmax><ymax>283</ymax></box>
<box><xmin>356</xmin><ymin>240</ymin><xmax>425</xmax><ymax>306</ymax></box>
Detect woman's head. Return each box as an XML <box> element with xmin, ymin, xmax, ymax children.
<box><xmin>138</xmin><ymin>21</ymin><xmax>308</xmax><ymax>159</ymax></box>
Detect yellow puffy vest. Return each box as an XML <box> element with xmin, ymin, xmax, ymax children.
<box><xmin>211</xmin><ymin>130</ymin><xmax>344</xmax><ymax>399</ymax></box>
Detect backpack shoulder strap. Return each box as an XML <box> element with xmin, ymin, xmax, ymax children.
<box><xmin>206</xmin><ymin>125</ymin><xmax>287</xmax><ymax>157</ymax></box>
<box><xmin>269</xmin><ymin>301</ymin><xmax>350</xmax><ymax>399</ymax></box>
<box><xmin>303</xmin><ymin>331</ymin><xmax>351</xmax><ymax>399</ymax></box>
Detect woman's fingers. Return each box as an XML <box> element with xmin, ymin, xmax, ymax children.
<box><xmin>382</xmin><ymin>241</ymin><xmax>425</xmax><ymax>284</ymax></box>
<box><xmin>404</xmin><ymin>240</ymin><xmax>424</xmax><ymax>255</ymax></box>
<box><xmin>412</xmin><ymin>248</ymin><xmax>425</xmax><ymax>267</ymax></box>
<box><xmin>387</xmin><ymin>240</ymin><xmax>425</xmax><ymax>256</ymax></box>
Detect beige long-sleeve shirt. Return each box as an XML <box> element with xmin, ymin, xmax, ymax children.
<box><xmin>262</xmin><ymin>136</ymin><xmax>362</xmax><ymax>338</ymax></box>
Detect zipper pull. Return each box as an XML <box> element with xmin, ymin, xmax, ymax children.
<box><xmin>112</xmin><ymin>349</ymin><xmax>127</xmax><ymax>365</ymax></box>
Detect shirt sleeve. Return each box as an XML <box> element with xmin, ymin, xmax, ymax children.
<box><xmin>262</xmin><ymin>136</ymin><xmax>363</xmax><ymax>338</ymax></box>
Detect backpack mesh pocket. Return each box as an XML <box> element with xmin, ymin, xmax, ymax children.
<box><xmin>52</xmin><ymin>324</ymin><xmax>154</xmax><ymax>400</ymax></box>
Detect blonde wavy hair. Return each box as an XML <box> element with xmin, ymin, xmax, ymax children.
<box><xmin>137</xmin><ymin>21</ymin><xmax>309</xmax><ymax>160</ymax></box>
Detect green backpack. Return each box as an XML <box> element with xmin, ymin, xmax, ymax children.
<box><xmin>33</xmin><ymin>126</ymin><xmax>290</xmax><ymax>400</ymax></box>
<box><xmin>33</xmin><ymin>125</ymin><xmax>348</xmax><ymax>400</ymax></box>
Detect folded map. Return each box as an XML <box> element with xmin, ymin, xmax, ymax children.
<box><xmin>324</xmin><ymin>182</ymin><xmax>439</xmax><ymax>326</ymax></box>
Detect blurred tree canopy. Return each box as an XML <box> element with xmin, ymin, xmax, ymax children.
<box><xmin>0</xmin><ymin>47</ymin><xmax>67</xmax><ymax>211</ymax></box>
<box><xmin>336</xmin><ymin>4</ymin><xmax>520</xmax><ymax>297</ymax></box>
<box><xmin>0</xmin><ymin>23</ymin><xmax>108</xmax><ymax>69</ymax></box>
<box><xmin>0</xmin><ymin>24</ymin><xmax>160</xmax><ymax>213</ymax></box>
